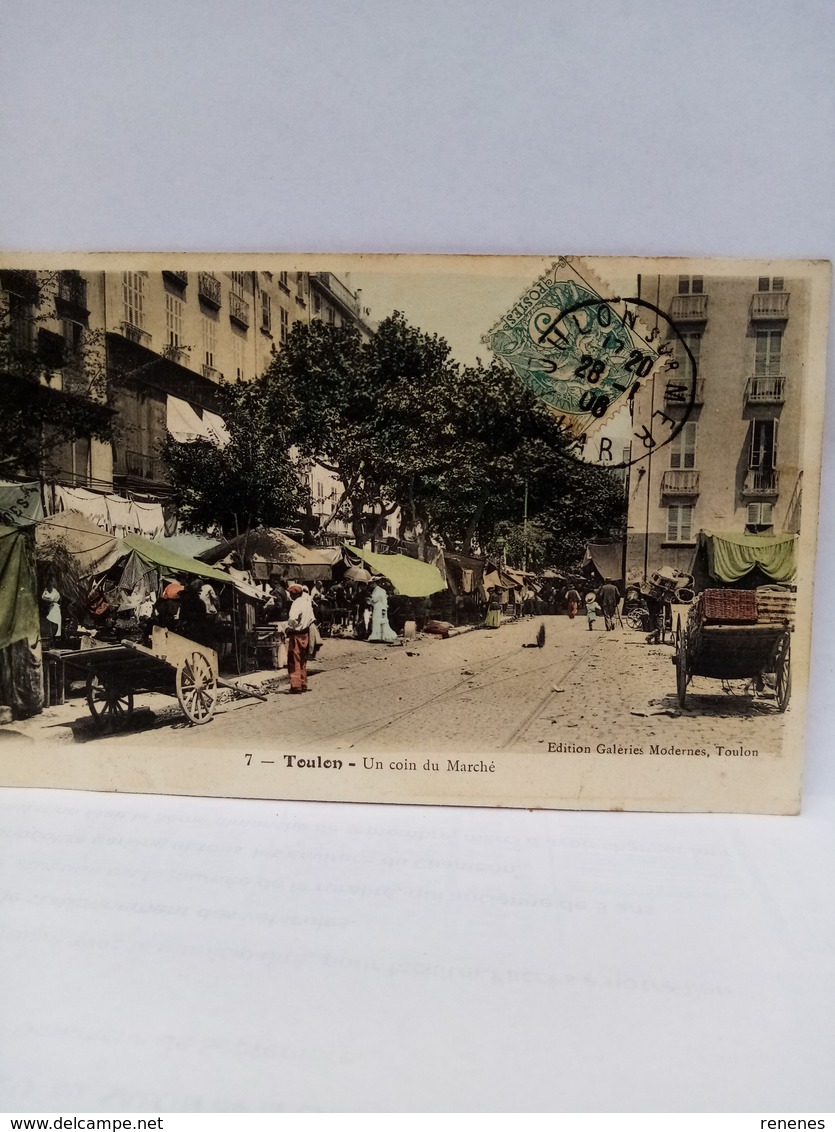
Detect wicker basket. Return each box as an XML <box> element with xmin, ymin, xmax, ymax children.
<box><xmin>700</xmin><ymin>588</ymin><xmax>758</xmax><ymax>623</ymax></box>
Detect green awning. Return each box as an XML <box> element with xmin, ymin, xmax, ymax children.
<box><xmin>123</xmin><ymin>533</ymin><xmax>233</xmax><ymax>586</ymax></box>
<box><xmin>700</xmin><ymin>531</ymin><xmax>797</xmax><ymax>584</ymax></box>
<box><xmin>0</xmin><ymin>524</ymin><xmax>40</xmax><ymax>650</ymax></box>
<box><xmin>345</xmin><ymin>545</ymin><xmax>447</xmax><ymax>598</ymax></box>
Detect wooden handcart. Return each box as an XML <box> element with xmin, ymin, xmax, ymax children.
<box><xmin>673</xmin><ymin>588</ymin><xmax>792</xmax><ymax>712</ymax></box>
<box><xmin>62</xmin><ymin>626</ymin><xmax>266</xmax><ymax>728</ymax></box>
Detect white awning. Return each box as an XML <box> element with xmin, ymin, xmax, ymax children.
<box><xmin>166</xmin><ymin>395</ymin><xmax>212</xmax><ymax>443</ymax></box>
<box><xmin>203</xmin><ymin>411</ymin><xmax>231</xmax><ymax>447</ymax></box>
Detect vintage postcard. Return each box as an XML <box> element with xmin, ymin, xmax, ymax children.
<box><xmin>0</xmin><ymin>253</ymin><xmax>828</xmax><ymax>813</ymax></box>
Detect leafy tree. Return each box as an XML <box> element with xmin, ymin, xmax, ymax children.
<box><xmin>161</xmin><ymin>380</ymin><xmax>303</xmax><ymax>537</ymax></box>
<box><xmin>261</xmin><ymin>313</ymin><xmax>459</xmax><ymax>545</ymax></box>
<box><xmin>402</xmin><ymin>358</ymin><xmax>625</xmax><ymax>566</ymax></box>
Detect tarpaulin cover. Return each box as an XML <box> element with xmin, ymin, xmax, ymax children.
<box><xmin>700</xmin><ymin>531</ymin><xmax>798</xmax><ymax>583</ymax></box>
<box><xmin>0</xmin><ymin>525</ymin><xmax>40</xmax><ymax>650</ymax></box>
<box><xmin>35</xmin><ymin>510</ymin><xmax>124</xmax><ymax>577</ymax></box>
<box><xmin>123</xmin><ymin>533</ymin><xmax>232</xmax><ymax>586</ymax></box>
<box><xmin>0</xmin><ymin>480</ymin><xmax>43</xmax><ymax>527</ymax></box>
<box><xmin>200</xmin><ymin>529</ymin><xmax>333</xmax><ymax>582</ymax></box>
<box><xmin>582</xmin><ymin>541</ymin><xmax>623</xmax><ymax>583</ymax></box>
<box><xmin>345</xmin><ymin>545</ymin><xmax>446</xmax><ymax>598</ymax></box>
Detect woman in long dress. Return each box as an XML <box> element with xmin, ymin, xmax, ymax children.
<box><xmin>367</xmin><ymin>579</ymin><xmax>398</xmax><ymax>643</ymax></box>
<box><xmin>484</xmin><ymin>587</ymin><xmax>502</xmax><ymax>629</ymax></box>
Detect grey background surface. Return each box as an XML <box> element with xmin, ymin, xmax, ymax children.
<box><xmin>1</xmin><ymin>0</ymin><xmax>833</xmax><ymax>1113</ymax></box>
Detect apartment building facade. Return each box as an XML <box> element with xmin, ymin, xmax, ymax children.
<box><xmin>1</xmin><ymin>265</ymin><xmax>381</xmax><ymax>540</ymax></box>
<box><xmin>625</xmin><ymin>271</ymin><xmax>806</xmax><ymax>582</ymax></box>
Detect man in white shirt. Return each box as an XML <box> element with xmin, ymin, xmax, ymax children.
<box><xmin>286</xmin><ymin>583</ymin><xmax>315</xmax><ymax>693</ymax></box>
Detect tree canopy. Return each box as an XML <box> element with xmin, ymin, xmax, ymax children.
<box><xmin>258</xmin><ymin>312</ymin><xmax>624</xmax><ymax>568</ymax></box>
<box><xmin>161</xmin><ymin>381</ymin><xmax>303</xmax><ymax>538</ymax></box>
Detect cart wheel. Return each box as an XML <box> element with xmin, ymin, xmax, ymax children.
<box><xmin>626</xmin><ymin>609</ymin><xmax>645</xmax><ymax>631</ymax></box>
<box><xmin>774</xmin><ymin>631</ymin><xmax>791</xmax><ymax>713</ymax></box>
<box><xmin>86</xmin><ymin>673</ymin><xmax>134</xmax><ymax>726</ymax></box>
<box><xmin>675</xmin><ymin>615</ymin><xmax>689</xmax><ymax>708</ymax></box>
<box><xmin>176</xmin><ymin>649</ymin><xmax>217</xmax><ymax>725</ymax></box>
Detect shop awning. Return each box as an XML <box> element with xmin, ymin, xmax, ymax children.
<box><xmin>167</xmin><ymin>395</ymin><xmax>213</xmax><ymax>443</ymax></box>
<box><xmin>345</xmin><ymin>545</ymin><xmax>446</xmax><ymax>598</ymax></box>
<box><xmin>200</xmin><ymin>529</ymin><xmax>333</xmax><ymax>582</ymax></box>
<box><xmin>700</xmin><ymin>531</ymin><xmax>798</xmax><ymax>584</ymax></box>
<box><xmin>582</xmin><ymin>541</ymin><xmax>623</xmax><ymax>583</ymax></box>
<box><xmin>35</xmin><ymin>510</ymin><xmax>125</xmax><ymax>577</ymax></box>
<box><xmin>0</xmin><ymin>525</ymin><xmax>40</xmax><ymax>650</ymax></box>
<box><xmin>124</xmin><ymin>533</ymin><xmax>233</xmax><ymax>586</ymax></box>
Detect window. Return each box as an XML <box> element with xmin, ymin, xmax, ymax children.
<box><xmin>202</xmin><ymin>316</ymin><xmax>217</xmax><ymax>369</ymax></box>
<box><xmin>750</xmin><ymin>419</ymin><xmax>778</xmax><ymax>468</ymax></box>
<box><xmin>746</xmin><ymin>502</ymin><xmax>774</xmax><ymax>532</ymax></box>
<box><xmin>122</xmin><ymin>272</ymin><xmax>146</xmax><ymax>329</ymax></box>
<box><xmin>62</xmin><ymin>319</ymin><xmax>83</xmax><ymax>355</ymax></box>
<box><xmin>758</xmin><ymin>276</ymin><xmax>785</xmax><ymax>292</ymax></box>
<box><xmin>261</xmin><ymin>291</ymin><xmax>271</xmax><ymax>333</ymax></box>
<box><xmin>165</xmin><ymin>293</ymin><xmax>184</xmax><ymax>349</ymax></box>
<box><xmin>230</xmin><ymin>271</ymin><xmax>246</xmax><ymax>297</ymax></box>
<box><xmin>327</xmin><ymin>307</ymin><xmax>335</xmax><ymax>325</ymax></box>
<box><xmin>313</xmin><ymin>292</ymin><xmax>322</xmax><ymax>316</ymax></box>
<box><xmin>279</xmin><ymin>271</ymin><xmax>289</xmax><ymax>291</ymax></box>
<box><xmin>677</xmin><ymin>276</ymin><xmax>704</xmax><ymax>295</ymax></box>
<box><xmin>667</xmin><ymin>503</ymin><xmax>694</xmax><ymax>543</ymax></box>
<box><xmin>675</xmin><ymin>329</ymin><xmax>702</xmax><ymax>367</ymax></box>
<box><xmin>232</xmin><ymin>333</ymin><xmax>245</xmax><ymax>382</ymax></box>
<box><xmin>296</xmin><ymin>273</ymin><xmax>306</xmax><ymax>300</ymax></box>
<box><xmin>755</xmin><ymin>329</ymin><xmax>782</xmax><ymax>376</ymax></box>
<box><xmin>670</xmin><ymin>421</ymin><xmax>696</xmax><ymax>469</ymax></box>
<box><xmin>280</xmin><ymin>307</ymin><xmax>289</xmax><ymax>343</ymax></box>
<box><xmin>8</xmin><ymin>294</ymin><xmax>35</xmax><ymax>352</ymax></box>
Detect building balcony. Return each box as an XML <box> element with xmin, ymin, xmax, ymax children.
<box><xmin>120</xmin><ymin>321</ymin><xmax>152</xmax><ymax>347</ymax></box>
<box><xmin>751</xmin><ymin>291</ymin><xmax>789</xmax><ymax>319</ymax></box>
<box><xmin>57</xmin><ymin>271</ymin><xmax>89</xmax><ymax>314</ymax></box>
<box><xmin>198</xmin><ymin>272</ymin><xmax>222</xmax><ymax>308</ymax></box>
<box><xmin>743</xmin><ymin>468</ymin><xmax>779</xmax><ymax>496</ymax></box>
<box><xmin>0</xmin><ymin>269</ymin><xmax>39</xmax><ymax>302</ymax></box>
<box><xmin>202</xmin><ymin>364</ymin><xmax>222</xmax><ymax>382</ymax></box>
<box><xmin>664</xmin><ymin>376</ymin><xmax>705</xmax><ymax>405</ymax></box>
<box><xmin>661</xmin><ymin>469</ymin><xmax>700</xmax><ymax>495</ymax></box>
<box><xmin>163</xmin><ymin>270</ymin><xmax>188</xmax><ymax>287</ymax></box>
<box><xmin>745</xmin><ymin>375</ymin><xmax>786</xmax><ymax>405</ymax></box>
<box><xmin>229</xmin><ymin>292</ymin><xmax>250</xmax><ymax>328</ymax></box>
<box><xmin>670</xmin><ymin>293</ymin><xmax>708</xmax><ymax>323</ymax></box>
<box><xmin>123</xmin><ymin>449</ymin><xmax>167</xmax><ymax>484</ymax></box>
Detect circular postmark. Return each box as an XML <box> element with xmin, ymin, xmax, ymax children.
<box><xmin>544</xmin><ymin>294</ymin><xmax>698</xmax><ymax>469</ymax></box>
<box><xmin>484</xmin><ymin>260</ymin><xmax>698</xmax><ymax>471</ymax></box>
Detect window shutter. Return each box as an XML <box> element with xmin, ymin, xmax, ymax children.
<box><xmin>747</xmin><ymin>503</ymin><xmax>760</xmax><ymax>526</ymax></box>
<box><xmin>762</xmin><ymin>502</ymin><xmax>773</xmax><ymax>526</ymax></box>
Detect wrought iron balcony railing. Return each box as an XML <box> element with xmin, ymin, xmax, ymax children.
<box><xmin>751</xmin><ymin>291</ymin><xmax>789</xmax><ymax>319</ymax></box>
<box><xmin>124</xmin><ymin>449</ymin><xmax>166</xmax><ymax>483</ymax></box>
<box><xmin>746</xmin><ymin>375</ymin><xmax>786</xmax><ymax>404</ymax></box>
<box><xmin>120</xmin><ymin>321</ymin><xmax>151</xmax><ymax>347</ymax></box>
<box><xmin>229</xmin><ymin>292</ymin><xmax>250</xmax><ymax>328</ymax></box>
<box><xmin>198</xmin><ymin>272</ymin><xmax>222</xmax><ymax>308</ymax></box>
<box><xmin>670</xmin><ymin>293</ymin><xmax>709</xmax><ymax>322</ymax></box>
<box><xmin>661</xmin><ymin>469</ymin><xmax>700</xmax><ymax>495</ymax></box>
<box><xmin>743</xmin><ymin>468</ymin><xmax>779</xmax><ymax>495</ymax></box>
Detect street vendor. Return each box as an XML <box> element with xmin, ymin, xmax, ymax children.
<box><xmin>286</xmin><ymin>582</ymin><xmax>315</xmax><ymax>693</ymax></box>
